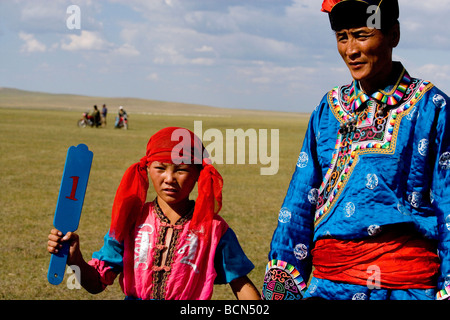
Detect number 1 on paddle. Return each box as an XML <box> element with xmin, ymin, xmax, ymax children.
<box><xmin>66</xmin><ymin>176</ymin><xmax>80</xmax><ymax>201</ymax></box>
<box><xmin>47</xmin><ymin>144</ymin><xmax>93</xmax><ymax>285</ymax></box>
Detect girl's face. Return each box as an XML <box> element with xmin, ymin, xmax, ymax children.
<box><xmin>148</xmin><ymin>161</ymin><xmax>200</xmax><ymax>209</ymax></box>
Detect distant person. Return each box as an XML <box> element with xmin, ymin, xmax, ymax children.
<box><xmin>101</xmin><ymin>104</ymin><xmax>108</xmax><ymax>127</ymax></box>
<box><xmin>92</xmin><ymin>105</ymin><xmax>101</xmax><ymax>128</ymax></box>
<box><xmin>263</xmin><ymin>0</ymin><xmax>450</xmax><ymax>300</ymax></box>
<box><xmin>47</xmin><ymin>127</ymin><xmax>260</xmax><ymax>300</ymax></box>
<box><xmin>115</xmin><ymin>106</ymin><xmax>128</xmax><ymax>129</ymax></box>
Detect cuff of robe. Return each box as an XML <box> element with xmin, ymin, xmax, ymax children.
<box><xmin>436</xmin><ymin>284</ymin><xmax>450</xmax><ymax>300</ymax></box>
<box><xmin>261</xmin><ymin>259</ymin><xmax>306</xmax><ymax>300</ymax></box>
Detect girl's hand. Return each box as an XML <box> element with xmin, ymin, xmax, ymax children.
<box><xmin>47</xmin><ymin>228</ymin><xmax>82</xmax><ymax>265</ymax></box>
<box><xmin>47</xmin><ymin>229</ymin><xmax>105</xmax><ymax>294</ymax></box>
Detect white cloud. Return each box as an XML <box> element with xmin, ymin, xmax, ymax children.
<box><xmin>60</xmin><ymin>30</ymin><xmax>111</xmax><ymax>51</ymax></box>
<box><xmin>251</xmin><ymin>77</ymin><xmax>271</xmax><ymax>84</ymax></box>
<box><xmin>164</xmin><ymin>0</ymin><xmax>175</xmax><ymax>7</ymax></box>
<box><xmin>153</xmin><ymin>44</ymin><xmax>189</xmax><ymax>65</ymax></box>
<box><xmin>119</xmin><ymin>24</ymin><xmax>141</xmax><ymax>43</ymax></box>
<box><xmin>238</xmin><ymin>62</ymin><xmax>317</xmax><ymax>86</ymax></box>
<box><xmin>402</xmin><ymin>0</ymin><xmax>450</xmax><ymax>13</ymax></box>
<box><xmin>416</xmin><ymin>64</ymin><xmax>450</xmax><ymax>82</ymax></box>
<box><xmin>190</xmin><ymin>58</ymin><xmax>215</xmax><ymax>66</ymax></box>
<box><xmin>0</xmin><ymin>0</ymin><xmax>103</xmax><ymax>34</ymax></box>
<box><xmin>18</xmin><ymin>32</ymin><xmax>46</xmax><ymax>53</ymax></box>
<box><xmin>399</xmin><ymin>0</ymin><xmax>450</xmax><ymax>50</ymax></box>
<box><xmin>195</xmin><ymin>45</ymin><xmax>214</xmax><ymax>53</ymax></box>
<box><xmin>114</xmin><ymin>1</ymin><xmax>309</xmax><ymax>63</ymax></box>
<box><xmin>113</xmin><ymin>43</ymin><xmax>140</xmax><ymax>56</ymax></box>
<box><xmin>19</xmin><ymin>3</ymin><xmax>61</xmax><ymax>21</ymax></box>
<box><xmin>152</xmin><ymin>44</ymin><xmax>215</xmax><ymax>66</ymax></box>
<box><xmin>147</xmin><ymin>73</ymin><xmax>159</xmax><ymax>81</ymax></box>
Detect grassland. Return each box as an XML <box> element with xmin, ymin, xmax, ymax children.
<box><xmin>0</xmin><ymin>88</ymin><xmax>310</xmax><ymax>300</ymax></box>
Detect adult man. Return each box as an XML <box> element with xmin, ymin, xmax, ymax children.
<box><xmin>263</xmin><ymin>0</ymin><xmax>450</xmax><ymax>300</ymax></box>
<box><xmin>92</xmin><ymin>105</ymin><xmax>101</xmax><ymax>128</ymax></box>
<box><xmin>101</xmin><ymin>104</ymin><xmax>108</xmax><ymax>126</ymax></box>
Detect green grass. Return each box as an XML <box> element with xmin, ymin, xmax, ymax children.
<box><xmin>0</xmin><ymin>106</ymin><xmax>309</xmax><ymax>300</ymax></box>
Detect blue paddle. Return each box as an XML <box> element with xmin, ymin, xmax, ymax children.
<box><xmin>47</xmin><ymin>144</ymin><xmax>93</xmax><ymax>285</ymax></box>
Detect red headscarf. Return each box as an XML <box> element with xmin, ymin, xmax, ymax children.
<box><xmin>109</xmin><ymin>127</ymin><xmax>223</xmax><ymax>242</ymax></box>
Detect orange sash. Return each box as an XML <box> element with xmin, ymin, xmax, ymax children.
<box><xmin>312</xmin><ymin>229</ymin><xmax>440</xmax><ymax>289</ymax></box>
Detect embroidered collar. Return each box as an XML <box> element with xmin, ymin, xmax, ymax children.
<box><xmin>347</xmin><ymin>63</ymin><xmax>411</xmax><ymax>112</ymax></box>
<box><xmin>153</xmin><ymin>198</ymin><xmax>194</xmax><ymax>225</ymax></box>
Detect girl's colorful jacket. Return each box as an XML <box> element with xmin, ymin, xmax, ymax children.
<box><xmin>89</xmin><ymin>200</ymin><xmax>254</xmax><ymax>300</ymax></box>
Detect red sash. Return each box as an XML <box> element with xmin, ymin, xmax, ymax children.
<box><xmin>312</xmin><ymin>230</ymin><xmax>440</xmax><ymax>289</ymax></box>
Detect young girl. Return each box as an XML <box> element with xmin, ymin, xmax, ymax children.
<box><xmin>47</xmin><ymin>127</ymin><xmax>260</xmax><ymax>300</ymax></box>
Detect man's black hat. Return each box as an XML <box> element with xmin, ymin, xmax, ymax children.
<box><xmin>323</xmin><ymin>0</ymin><xmax>399</xmax><ymax>31</ymax></box>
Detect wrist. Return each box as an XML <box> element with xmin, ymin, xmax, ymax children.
<box><xmin>67</xmin><ymin>249</ymin><xmax>84</xmax><ymax>266</ymax></box>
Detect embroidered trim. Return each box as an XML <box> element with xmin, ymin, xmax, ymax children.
<box><xmin>436</xmin><ymin>285</ymin><xmax>450</xmax><ymax>300</ymax></box>
<box><xmin>151</xmin><ymin>198</ymin><xmax>194</xmax><ymax>300</ymax></box>
<box><xmin>262</xmin><ymin>259</ymin><xmax>306</xmax><ymax>300</ymax></box>
<box><xmin>314</xmin><ymin>70</ymin><xmax>433</xmax><ymax>226</ymax></box>
<box><xmin>347</xmin><ymin>68</ymin><xmax>411</xmax><ymax>112</ymax></box>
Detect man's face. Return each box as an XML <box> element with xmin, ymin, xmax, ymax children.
<box><xmin>336</xmin><ymin>26</ymin><xmax>399</xmax><ymax>92</ymax></box>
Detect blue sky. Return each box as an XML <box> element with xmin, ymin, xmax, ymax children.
<box><xmin>0</xmin><ymin>0</ymin><xmax>449</xmax><ymax>112</ymax></box>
